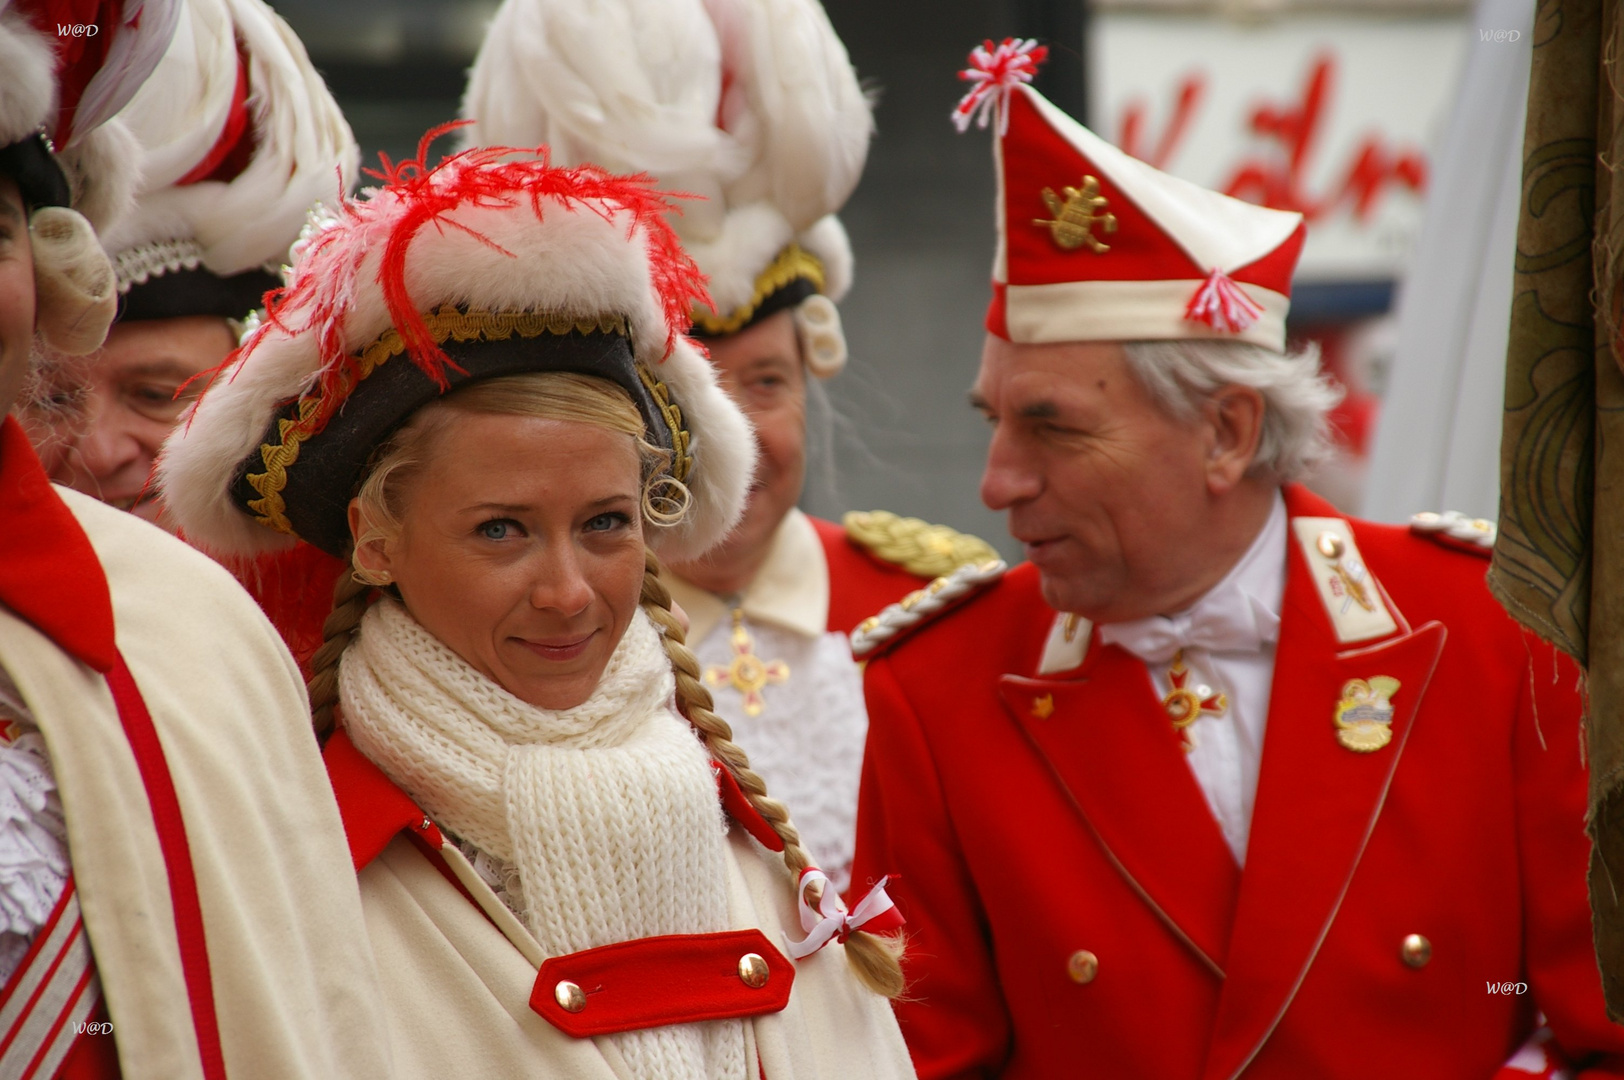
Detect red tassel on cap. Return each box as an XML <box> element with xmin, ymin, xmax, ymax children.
<box><xmin>953</xmin><ymin>38</ymin><xmax>1048</xmax><ymax>135</ymax></box>
<box><xmin>1184</xmin><ymin>268</ymin><xmax>1264</xmax><ymax>334</ymax></box>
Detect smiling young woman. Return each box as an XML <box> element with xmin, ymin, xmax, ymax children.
<box><xmin>157</xmin><ymin>136</ymin><xmax>913</xmax><ymax>1080</ymax></box>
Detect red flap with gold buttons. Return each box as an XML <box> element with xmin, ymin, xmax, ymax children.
<box><xmin>530</xmin><ymin>929</ymin><xmax>794</xmax><ymax>1037</ymax></box>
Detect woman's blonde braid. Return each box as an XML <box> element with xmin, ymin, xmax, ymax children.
<box><xmin>307</xmin><ymin>560</ymin><xmax>372</xmax><ymax>741</ymax></box>
<box><xmin>639</xmin><ymin>550</ymin><xmax>905</xmax><ymax>997</ymax></box>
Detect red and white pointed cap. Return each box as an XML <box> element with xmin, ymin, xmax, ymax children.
<box><xmin>955</xmin><ymin>39</ymin><xmax>1306</xmax><ymax>353</ymax></box>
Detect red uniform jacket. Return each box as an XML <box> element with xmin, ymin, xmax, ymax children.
<box><xmin>852</xmin><ymin>485</ymin><xmax>1624</xmax><ymax>1079</ymax></box>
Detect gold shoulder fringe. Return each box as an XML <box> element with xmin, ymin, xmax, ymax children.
<box><xmin>843</xmin><ymin>509</ymin><xmax>1001</xmax><ymax>579</ymax></box>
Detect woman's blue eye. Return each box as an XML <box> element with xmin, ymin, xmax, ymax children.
<box><xmin>478</xmin><ymin>519</ymin><xmax>515</xmax><ymax>540</ymax></box>
<box><xmin>585</xmin><ymin>512</ymin><xmax>628</xmax><ymax>532</ymax></box>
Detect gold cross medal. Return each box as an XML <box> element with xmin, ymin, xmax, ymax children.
<box><xmin>1163</xmin><ymin>651</ymin><xmax>1226</xmax><ymax>753</ymax></box>
<box><xmin>1333</xmin><ymin>677</ymin><xmax>1401</xmax><ymax>752</ymax></box>
<box><xmin>704</xmin><ymin>609</ymin><xmax>789</xmax><ymax>718</ymax></box>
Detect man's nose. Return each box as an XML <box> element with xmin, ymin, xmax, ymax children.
<box><xmin>980</xmin><ymin>428</ymin><xmax>1041</xmax><ymax>512</ymax></box>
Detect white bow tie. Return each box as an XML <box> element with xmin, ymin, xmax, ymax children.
<box><xmin>1097</xmin><ymin>583</ymin><xmax>1280</xmax><ymax>666</ymax></box>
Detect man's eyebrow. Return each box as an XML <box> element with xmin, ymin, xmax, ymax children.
<box><xmin>967</xmin><ymin>391</ymin><xmax>992</xmax><ymax>412</ymax></box>
<box><xmin>0</xmin><ymin>200</ymin><xmax>23</xmax><ymax>225</ymax></box>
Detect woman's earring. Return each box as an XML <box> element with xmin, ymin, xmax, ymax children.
<box><xmin>351</xmin><ymin>566</ymin><xmax>393</xmax><ymax>587</ymax></box>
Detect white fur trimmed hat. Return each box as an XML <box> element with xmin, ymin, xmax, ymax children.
<box><xmin>158</xmin><ymin>133</ymin><xmax>756</xmax><ymax>565</ymax></box>
<box><xmin>100</xmin><ymin>0</ymin><xmax>358</xmax><ymax>322</ymax></box>
<box><xmin>955</xmin><ymin>39</ymin><xmax>1306</xmax><ymax>353</ymax></box>
<box><xmin>461</xmin><ymin>0</ymin><xmax>871</xmax><ymax>375</ymax></box>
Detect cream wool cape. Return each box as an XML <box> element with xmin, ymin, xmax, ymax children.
<box><xmin>339</xmin><ymin>604</ymin><xmax>915</xmax><ymax>1080</ymax></box>
<box><xmin>0</xmin><ymin>489</ymin><xmax>392</xmax><ymax>1080</ymax></box>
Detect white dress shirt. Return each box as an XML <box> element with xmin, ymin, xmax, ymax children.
<box><xmin>1096</xmin><ymin>494</ymin><xmax>1288</xmax><ymax>866</ymax></box>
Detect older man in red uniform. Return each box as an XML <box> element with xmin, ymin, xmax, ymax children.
<box><xmin>850</xmin><ymin>40</ymin><xmax>1624</xmax><ymax>1079</ymax></box>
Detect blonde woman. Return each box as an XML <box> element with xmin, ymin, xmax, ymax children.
<box><xmin>157</xmin><ymin>133</ymin><xmax>915</xmax><ymax>1080</ymax></box>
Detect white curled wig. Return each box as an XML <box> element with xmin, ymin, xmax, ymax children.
<box><xmin>1122</xmin><ymin>338</ymin><xmax>1342</xmax><ymax>482</ymax></box>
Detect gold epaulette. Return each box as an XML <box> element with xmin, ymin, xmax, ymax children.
<box><xmin>850</xmin><ymin>560</ymin><xmax>1008</xmax><ymax>659</ymax></box>
<box><xmin>843</xmin><ymin>509</ymin><xmax>1001</xmax><ymax>579</ymax></box>
<box><xmin>1408</xmin><ymin>510</ymin><xmax>1495</xmax><ymax>558</ymax></box>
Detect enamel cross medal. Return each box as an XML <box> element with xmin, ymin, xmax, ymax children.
<box><xmin>1163</xmin><ymin>650</ymin><xmax>1227</xmax><ymax>752</ymax></box>
<box><xmin>704</xmin><ymin>608</ymin><xmax>790</xmax><ymax>718</ymax></box>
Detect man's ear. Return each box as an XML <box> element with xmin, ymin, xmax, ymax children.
<box><xmin>1201</xmin><ymin>385</ymin><xmax>1266</xmax><ymax>495</ymax></box>
<box><xmin>347</xmin><ymin>499</ymin><xmax>395</xmax><ymax>582</ymax></box>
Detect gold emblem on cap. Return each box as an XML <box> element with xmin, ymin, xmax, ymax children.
<box><xmin>1031</xmin><ymin>694</ymin><xmax>1055</xmax><ymax>720</ymax></box>
<box><xmin>1334</xmin><ymin>676</ymin><xmax>1401</xmax><ymax>752</ymax></box>
<box><xmin>1034</xmin><ymin>175</ymin><xmax>1117</xmax><ymax>253</ymax></box>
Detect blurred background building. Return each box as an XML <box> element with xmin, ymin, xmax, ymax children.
<box><xmin>273</xmin><ymin>0</ymin><xmax>1503</xmax><ymax>556</ymax></box>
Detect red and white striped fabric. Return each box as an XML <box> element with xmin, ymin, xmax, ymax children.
<box><xmin>0</xmin><ymin>878</ymin><xmax>100</xmax><ymax>1080</ymax></box>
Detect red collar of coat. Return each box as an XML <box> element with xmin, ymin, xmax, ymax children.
<box><xmin>0</xmin><ymin>417</ymin><xmax>117</xmax><ymax>672</ymax></box>
<box><xmin>325</xmin><ymin>727</ymin><xmax>786</xmax><ymax>873</ymax></box>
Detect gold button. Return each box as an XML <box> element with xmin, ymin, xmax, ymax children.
<box><xmin>554</xmin><ymin>980</ymin><xmax>586</xmax><ymax>1013</ymax></box>
<box><xmin>1067</xmin><ymin>949</ymin><xmax>1099</xmax><ymax>984</ymax></box>
<box><xmin>738</xmin><ymin>953</ymin><xmax>770</xmax><ymax>989</ymax></box>
<box><xmin>1316</xmin><ymin>532</ymin><xmax>1345</xmax><ymax>559</ymax></box>
<box><xmin>1400</xmin><ymin>933</ymin><xmax>1432</xmax><ymax>969</ymax></box>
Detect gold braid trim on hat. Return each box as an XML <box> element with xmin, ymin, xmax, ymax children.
<box><xmin>244</xmin><ymin>305</ymin><xmax>636</xmax><ymax>535</ymax></box>
<box><xmin>690</xmin><ymin>243</ymin><xmax>825</xmax><ymax>336</ymax></box>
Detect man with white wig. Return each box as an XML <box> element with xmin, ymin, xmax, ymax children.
<box><xmin>24</xmin><ymin>0</ymin><xmax>357</xmax><ymax>531</ymax></box>
<box><xmin>849</xmin><ymin>39</ymin><xmax>1624</xmax><ymax>1079</ymax></box>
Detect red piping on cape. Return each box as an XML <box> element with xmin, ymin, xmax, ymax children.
<box><xmin>107</xmin><ymin>657</ymin><xmax>228</xmax><ymax>1080</ymax></box>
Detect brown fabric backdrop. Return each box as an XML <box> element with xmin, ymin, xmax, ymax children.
<box><xmin>1488</xmin><ymin>0</ymin><xmax>1624</xmax><ymax>1016</ymax></box>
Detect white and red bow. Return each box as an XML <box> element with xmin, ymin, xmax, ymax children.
<box><xmin>1184</xmin><ymin>268</ymin><xmax>1265</xmax><ymax>334</ymax></box>
<box><xmin>786</xmin><ymin>869</ymin><xmax>905</xmax><ymax>960</ymax></box>
<box><xmin>953</xmin><ymin>38</ymin><xmax>1048</xmax><ymax>135</ymax></box>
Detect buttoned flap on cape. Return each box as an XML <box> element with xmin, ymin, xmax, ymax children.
<box><xmin>0</xmin><ymin>491</ymin><xmax>392</xmax><ymax>1080</ymax></box>
<box><xmin>356</xmin><ymin>824</ymin><xmax>916</xmax><ymax>1079</ymax></box>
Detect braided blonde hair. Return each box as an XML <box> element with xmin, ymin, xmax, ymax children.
<box><xmin>310</xmin><ymin>370</ymin><xmax>904</xmax><ymax>996</ymax></box>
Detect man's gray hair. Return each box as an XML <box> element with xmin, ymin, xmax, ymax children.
<box><xmin>1121</xmin><ymin>339</ymin><xmax>1342</xmax><ymax>482</ymax></box>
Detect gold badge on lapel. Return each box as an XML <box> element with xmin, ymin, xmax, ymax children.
<box><xmin>1334</xmin><ymin>677</ymin><xmax>1401</xmax><ymax>752</ymax></box>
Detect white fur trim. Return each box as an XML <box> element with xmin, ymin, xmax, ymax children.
<box><xmin>681</xmin><ymin>202</ymin><xmax>794</xmax><ymax>317</ymax></box>
<box><xmin>797</xmin><ymin>214</ymin><xmax>852</xmax><ymax>302</ymax></box>
<box><xmin>1005</xmin><ymin>279</ymin><xmax>1290</xmax><ymax>353</ymax></box>
<box><xmin>159</xmin><ymin>189</ymin><xmax>755</xmax><ymax>564</ymax></box>
<box><xmin>100</xmin><ymin>0</ymin><xmax>358</xmax><ymax>277</ymax></box>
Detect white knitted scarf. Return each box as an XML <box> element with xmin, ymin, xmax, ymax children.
<box><xmin>342</xmin><ymin>599</ymin><xmax>746</xmax><ymax>1080</ymax></box>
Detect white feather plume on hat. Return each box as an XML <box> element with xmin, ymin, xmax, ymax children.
<box><xmin>0</xmin><ymin>1</ymin><xmax>182</xmax><ymax>233</ymax></box>
<box><xmin>461</xmin><ymin>0</ymin><xmax>871</xmax><ymax>320</ymax></box>
<box><xmin>99</xmin><ymin>0</ymin><xmax>358</xmax><ymax>288</ymax></box>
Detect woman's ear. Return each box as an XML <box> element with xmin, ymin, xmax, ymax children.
<box><xmin>1201</xmin><ymin>384</ymin><xmax>1266</xmax><ymax>495</ymax></box>
<box><xmin>348</xmin><ymin>498</ymin><xmax>395</xmax><ymax>585</ymax></box>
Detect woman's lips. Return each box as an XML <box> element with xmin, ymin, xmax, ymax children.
<box><xmin>516</xmin><ymin>632</ymin><xmax>596</xmax><ymax>662</ymax></box>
